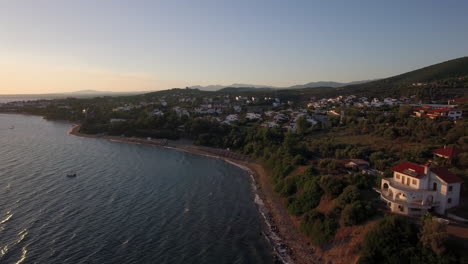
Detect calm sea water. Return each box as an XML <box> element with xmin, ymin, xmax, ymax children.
<box><xmin>0</xmin><ymin>114</ymin><xmax>273</xmax><ymax>264</ymax></box>
<box><xmin>0</xmin><ymin>97</ymin><xmax>42</xmax><ymax>103</ymax></box>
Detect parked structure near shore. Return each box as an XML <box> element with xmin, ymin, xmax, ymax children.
<box><xmin>380</xmin><ymin>161</ymin><xmax>463</xmax><ymax>215</ymax></box>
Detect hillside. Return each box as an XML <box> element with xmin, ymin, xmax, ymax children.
<box><xmin>339</xmin><ymin>56</ymin><xmax>468</xmax><ymax>99</ymax></box>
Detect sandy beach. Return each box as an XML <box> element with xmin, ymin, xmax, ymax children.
<box><xmin>69</xmin><ymin>124</ymin><xmax>327</xmax><ymax>264</ymax></box>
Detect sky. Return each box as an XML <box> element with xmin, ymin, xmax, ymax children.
<box><xmin>1</xmin><ymin>0</ymin><xmax>468</xmax><ymax>94</ymax></box>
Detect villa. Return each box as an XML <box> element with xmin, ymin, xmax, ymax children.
<box><xmin>380</xmin><ymin>161</ymin><xmax>463</xmax><ymax>215</ymax></box>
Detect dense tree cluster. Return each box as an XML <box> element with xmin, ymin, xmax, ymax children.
<box><xmin>359</xmin><ymin>215</ymin><xmax>461</xmax><ymax>264</ymax></box>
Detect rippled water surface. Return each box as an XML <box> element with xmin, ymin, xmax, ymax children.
<box><xmin>0</xmin><ymin>114</ymin><xmax>273</xmax><ymax>264</ymax></box>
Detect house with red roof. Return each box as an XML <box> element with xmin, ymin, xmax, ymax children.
<box><xmin>380</xmin><ymin>161</ymin><xmax>463</xmax><ymax>216</ymax></box>
<box><xmin>432</xmin><ymin>147</ymin><xmax>466</xmax><ymax>164</ymax></box>
<box><xmin>413</xmin><ymin>105</ymin><xmax>463</xmax><ymax>120</ymax></box>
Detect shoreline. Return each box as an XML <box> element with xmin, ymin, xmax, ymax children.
<box><xmin>69</xmin><ymin>124</ymin><xmax>322</xmax><ymax>264</ymax></box>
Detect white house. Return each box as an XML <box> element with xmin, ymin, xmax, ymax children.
<box><xmin>245</xmin><ymin>113</ymin><xmax>262</xmax><ymax>121</ymax></box>
<box><xmin>380</xmin><ymin>162</ymin><xmax>463</xmax><ymax>216</ymax></box>
<box><xmin>151</xmin><ymin>109</ymin><xmax>164</xmax><ymax>116</ymax></box>
<box><xmin>110</xmin><ymin>118</ymin><xmax>127</xmax><ymax>123</ymax></box>
<box><xmin>224</xmin><ymin>114</ymin><xmax>239</xmax><ymax>124</ymax></box>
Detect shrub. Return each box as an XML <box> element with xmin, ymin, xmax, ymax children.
<box><xmin>301</xmin><ymin>210</ymin><xmax>338</xmax><ymax>246</ymax></box>
<box><xmin>293</xmin><ymin>154</ymin><xmax>306</xmax><ymax>165</ymax></box>
<box><xmin>287</xmin><ymin>178</ymin><xmax>323</xmax><ymax>216</ymax></box>
<box><xmin>303</xmin><ymin>166</ymin><xmax>319</xmax><ymax>177</ymax></box>
<box><xmin>278</xmin><ymin>177</ymin><xmax>297</xmax><ymax>197</ymax></box>
<box><xmin>420</xmin><ymin>214</ymin><xmax>448</xmax><ymax>256</ymax></box>
<box><xmin>349</xmin><ymin>173</ymin><xmax>375</xmax><ymax>189</ymax></box>
<box><xmin>359</xmin><ymin>215</ymin><xmax>419</xmax><ymax>264</ymax></box>
<box><xmin>337</xmin><ymin>185</ymin><xmax>360</xmax><ymax>206</ymax></box>
<box><xmin>383</xmin><ymin>127</ymin><xmax>398</xmax><ymax>139</ymax></box>
<box><xmin>340</xmin><ymin>201</ymin><xmax>376</xmax><ymax>226</ymax></box>
<box><xmin>319</xmin><ymin>175</ymin><xmax>345</xmax><ymax>198</ymax></box>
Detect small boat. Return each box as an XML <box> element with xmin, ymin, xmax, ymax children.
<box><xmin>66</xmin><ymin>173</ymin><xmax>77</xmax><ymax>178</ymax></box>
<box><xmin>9</xmin><ymin>126</ymin><xmax>14</xmax><ymax>129</ymax></box>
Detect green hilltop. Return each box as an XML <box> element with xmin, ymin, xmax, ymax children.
<box><xmin>337</xmin><ymin>56</ymin><xmax>468</xmax><ymax>99</ymax></box>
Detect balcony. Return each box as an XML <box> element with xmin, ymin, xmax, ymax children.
<box><xmin>381</xmin><ymin>178</ymin><xmax>438</xmax><ymax>209</ymax></box>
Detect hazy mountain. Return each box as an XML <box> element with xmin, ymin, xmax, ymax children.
<box><xmin>189</xmin><ymin>84</ymin><xmax>273</xmax><ymax>91</ymax></box>
<box><xmin>191</xmin><ymin>81</ymin><xmax>371</xmax><ymax>91</ymax></box>
<box><xmin>287</xmin><ymin>80</ymin><xmax>373</xmax><ymax>89</ymax></box>
<box><xmin>70</xmin><ymin>89</ymin><xmax>107</xmax><ymax>94</ymax></box>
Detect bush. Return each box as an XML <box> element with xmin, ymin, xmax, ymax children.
<box><xmin>358</xmin><ymin>214</ymin><xmax>459</xmax><ymax>264</ymax></box>
<box><xmin>303</xmin><ymin>166</ymin><xmax>319</xmax><ymax>177</ymax></box>
<box><xmin>293</xmin><ymin>154</ymin><xmax>306</xmax><ymax>165</ymax></box>
<box><xmin>336</xmin><ymin>185</ymin><xmax>361</xmax><ymax>207</ymax></box>
<box><xmin>359</xmin><ymin>215</ymin><xmax>419</xmax><ymax>264</ymax></box>
<box><xmin>420</xmin><ymin>214</ymin><xmax>448</xmax><ymax>256</ymax></box>
<box><xmin>277</xmin><ymin>177</ymin><xmax>297</xmax><ymax>197</ymax></box>
<box><xmin>349</xmin><ymin>173</ymin><xmax>375</xmax><ymax>189</ymax></box>
<box><xmin>287</xmin><ymin>178</ymin><xmax>323</xmax><ymax>216</ymax></box>
<box><xmin>301</xmin><ymin>210</ymin><xmax>338</xmax><ymax>246</ymax></box>
<box><xmin>319</xmin><ymin>175</ymin><xmax>345</xmax><ymax>198</ymax></box>
<box><xmin>340</xmin><ymin>201</ymin><xmax>376</xmax><ymax>226</ymax></box>
<box><xmin>383</xmin><ymin>127</ymin><xmax>398</xmax><ymax>139</ymax></box>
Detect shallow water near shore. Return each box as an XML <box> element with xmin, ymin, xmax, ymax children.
<box><xmin>0</xmin><ymin>114</ymin><xmax>274</xmax><ymax>263</ymax></box>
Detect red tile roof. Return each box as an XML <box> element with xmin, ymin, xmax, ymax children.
<box><xmin>432</xmin><ymin>147</ymin><xmax>465</xmax><ymax>159</ymax></box>
<box><xmin>453</xmin><ymin>97</ymin><xmax>468</xmax><ymax>103</ymax></box>
<box><xmin>427</xmin><ymin>107</ymin><xmax>453</xmax><ymax>114</ymax></box>
<box><xmin>392</xmin><ymin>162</ymin><xmax>426</xmax><ymax>179</ymax></box>
<box><xmin>431</xmin><ymin>167</ymin><xmax>464</xmax><ymax>184</ymax></box>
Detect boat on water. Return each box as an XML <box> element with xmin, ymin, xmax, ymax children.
<box><xmin>9</xmin><ymin>126</ymin><xmax>14</xmax><ymax>129</ymax></box>
<box><xmin>66</xmin><ymin>173</ymin><xmax>77</xmax><ymax>178</ymax></box>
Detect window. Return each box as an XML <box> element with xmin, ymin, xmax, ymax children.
<box><xmin>432</xmin><ymin>182</ymin><xmax>437</xmax><ymax>191</ymax></box>
<box><xmin>448</xmin><ymin>186</ymin><xmax>453</xmax><ymax>192</ymax></box>
<box><xmin>412</xmin><ymin>179</ymin><xmax>417</xmax><ymax>185</ymax></box>
<box><xmin>396</xmin><ymin>174</ymin><xmax>400</xmax><ymax>179</ymax></box>
<box><xmin>448</xmin><ymin>198</ymin><xmax>452</xmax><ymax>204</ymax></box>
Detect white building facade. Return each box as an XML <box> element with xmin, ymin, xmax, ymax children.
<box><xmin>380</xmin><ymin>162</ymin><xmax>463</xmax><ymax>216</ymax></box>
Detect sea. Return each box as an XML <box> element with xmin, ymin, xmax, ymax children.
<box><xmin>0</xmin><ymin>114</ymin><xmax>274</xmax><ymax>264</ymax></box>
<box><xmin>0</xmin><ymin>96</ymin><xmax>48</xmax><ymax>104</ymax></box>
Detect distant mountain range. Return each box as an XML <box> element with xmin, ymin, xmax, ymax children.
<box><xmin>189</xmin><ymin>80</ymin><xmax>374</xmax><ymax>91</ymax></box>
<box><xmin>3</xmin><ymin>57</ymin><xmax>467</xmax><ymax>101</ymax></box>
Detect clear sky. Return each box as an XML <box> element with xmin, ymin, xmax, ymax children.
<box><xmin>1</xmin><ymin>0</ymin><xmax>468</xmax><ymax>94</ymax></box>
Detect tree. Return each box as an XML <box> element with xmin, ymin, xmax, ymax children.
<box><xmin>296</xmin><ymin>116</ymin><xmax>309</xmax><ymax>135</ymax></box>
<box><xmin>337</xmin><ymin>185</ymin><xmax>361</xmax><ymax>207</ymax></box>
<box><xmin>300</xmin><ymin>210</ymin><xmax>338</xmax><ymax>246</ymax></box>
<box><xmin>287</xmin><ymin>178</ymin><xmax>323</xmax><ymax>216</ymax></box>
<box><xmin>340</xmin><ymin>201</ymin><xmax>376</xmax><ymax>226</ymax></box>
<box><xmin>319</xmin><ymin>175</ymin><xmax>345</xmax><ymax>198</ymax></box>
<box><xmin>420</xmin><ymin>214</ymin><xmax>448</xmax><ymax>256</ymax></box>
<box><xmin>359</xmin><ymin>215</ymin><xmax>419</xmax><ymax>264</ymax></box>
<box><xmin>383</xmin><ymin>127</ymin><xmax>398</xmax><ymax>139</ymax></box>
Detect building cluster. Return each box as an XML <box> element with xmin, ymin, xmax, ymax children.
<box><xmin>109</xmin><ymin>93</ymin><xmax>325</xmax><ymax>131</ymax></box>
<box><xmin>307</xmin><ymin>95</ymin><xmax>412</xmax><ymax>109</ymax></box>
<box><xmin>413</xmin><ymin>105</ymin><xmax>463</xmax><ymax>120</ymax></box>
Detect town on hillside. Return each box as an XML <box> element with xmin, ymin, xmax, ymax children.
<box><xmin>1</xmin><ymin>63</ymin><xmax>468</xmax><ymax>263</ymax></box>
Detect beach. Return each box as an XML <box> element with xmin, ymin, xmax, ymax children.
<box><xmin>69</xmin><ymin>124</ymin><xmax>324</xmax><ymax>264</ymax></box>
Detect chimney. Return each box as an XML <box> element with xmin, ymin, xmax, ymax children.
<box><xmin>424</xmin><ymin>162</ymin><xmax>431</xmax><ymax>175</ymax></box>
